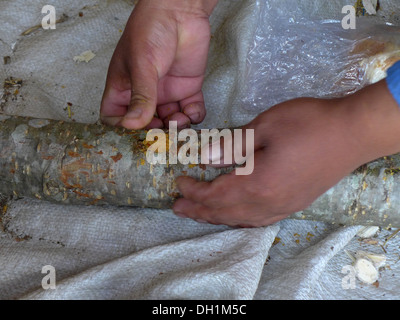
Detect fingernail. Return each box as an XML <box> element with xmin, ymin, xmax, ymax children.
<box><xmin>126</xmin><ymin>107</ymin><xmax>142</xmax><ymax>119</ymax></box>
<box><xmin>183</xmin><ymin>103</ymin><xmax>204</xmax><ymax>123</ymax></box>
<box><xmin>187</xmin><ymin>112</ymin><xmax>200</xmax><ymax>123</ymax></box>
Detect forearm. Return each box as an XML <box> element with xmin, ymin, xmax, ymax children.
<box><xmin>342</xmin><ymin>79</ymin><xmax>400</xmax><ymax>163</ymax></box>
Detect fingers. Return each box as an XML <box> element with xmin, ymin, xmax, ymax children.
<box><xmin>101</xmin><ymin>5</ymin><xmax>166</xmax><ymax>130</ymax></box>
<box><xmin>101</xmin><ymin>69</ymin><xmax>158</xmax><ymax>130</ymax></box>
<box><xmin>100</xmin><ymin>36</ymin><xmax>159</xmax><ymax>130</ymax></box>
<box><xmin>101</xmin><ymin>3</ymin><xmax>209</xmax><ymax>130</ymax></box>
<box><xmin>156</xmin><ymin>102</ymin><xmax>191</xmax><ymax>129</ymax></box>
<box><xmin>173</xmin><ymin>198</ymin><xmax>246</xmax><ymax>226</ymax></box>
<box><xmin>172</xmin><ymin>175</ymin><xmax>286</xmax><ymax>227</ymax></box>
<box><xmin>171</xmin><ymin>121</ymin><xmax>273</xmax><ymax>227</ymax></box>
<box><xmin>180</xmin><ymin>91</ymin><xmax>206</xmax><ymax>124</ymax></box>
<box><xmin>100</xmin><ymin>59</ymin><xmax>132</xmax><ymax>127</ymax></box>
<box><xmin>156</xmin><ymin>91</ymin><xmax>207</xmax><ymax>129</ymax></box>
<box><xmin>101</xmin><ymin>58</ymin><xmax>207</xmax><ymax>130</ymax></box>
<box><xmin>172</xmin><ymin>173</ymin><xmax>247</xmax><ymax>226</ymax></box>
<box><xmin>173</xmin><ymin>174</ymin><xmax>240</xmax><ymax>210</ymax></box>
<box><xmin>156</xmin><ymin>102</ymin><xmax>180</xmax><ymax>120</ymax></box>
<box><xmin>175</xmin><ymin>176</ymin><xmax>217</xmax><ymax>203</ymax></box>
<box><xmin>145</xmin><ymin>117</ymin><xmax>164</xmax><ymax>129</ymax></box>
<box><xmin>119</xmin><ymin>57</ymin><xmax>159</xmax><ymax>129</ymax></box>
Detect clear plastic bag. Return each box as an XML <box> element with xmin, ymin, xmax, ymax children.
<box><xmin>241</xmin><ymin>0</ymin><xmax>400</xmax><ymax>113</ymax></box>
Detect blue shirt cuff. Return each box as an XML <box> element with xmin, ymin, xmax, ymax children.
<box><xmin>386</xmin><ymin>60</ymin><xmax>400</xmax><ymax>107</ymax></box>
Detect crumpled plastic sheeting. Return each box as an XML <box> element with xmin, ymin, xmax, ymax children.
<box><xmin>241</xmin><ymin>0</ymin><xmax>400</xmax><ymax>114</ymax></box>
<box><xmin>1</xmin><ymin>0</ymin><xmax>400</xmax><ymax>300</ymax></box>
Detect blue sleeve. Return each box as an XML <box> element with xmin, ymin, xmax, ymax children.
<box><xmin>386</xmin><ymin>60</ymin><xmax>400</xmax><ymax>106</ymax></box>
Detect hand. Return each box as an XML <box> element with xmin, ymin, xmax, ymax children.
<box><xmin>172</xmin><ymin>80</ymin><xmax>400</xmax><ymax>227</ymax></box>
<box><xmin>100</xmin><ymin>0</ymin><xmax>218</xmax><ymax>129</ymax></box>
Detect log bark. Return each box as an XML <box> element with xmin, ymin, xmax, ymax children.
<box><xmin>1</xmin><ymin>115</ymin><xmax>400</xmax><ymax>228</ymax></box>
<box><xmin>0</xmin><ymin>116</ymin><xmax>231</xmax><ymax>209</ymax></box>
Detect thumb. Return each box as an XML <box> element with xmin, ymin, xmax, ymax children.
<box><xmin>121</xmin><ymin>58</ymin><xmax>159</xmax><ymax>130</ymax></box>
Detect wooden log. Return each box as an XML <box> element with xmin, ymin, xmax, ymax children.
<box><xmin>1</xmin><ymin>115</ymin><xmax>400</xmax><ymax>228</ymax></box>
<box><xmin>0</xmin><ymin>116</ymin><xmax>232</xmax><ymax>209</ymax></box>
<box><xmin>292</xmin><ymin>158</ymin><xmax>400</xmax><ymax>229</ymax></box>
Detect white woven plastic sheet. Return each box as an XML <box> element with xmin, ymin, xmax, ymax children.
<box><xmin>1</xmin><ymin>0</ymin><xmax>400</xmax><ymax>300</ymax></box>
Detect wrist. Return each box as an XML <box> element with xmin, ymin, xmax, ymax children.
<box><xmin>340</xmin><ymin>80</ymin><xmax>400</xmax><ymax>163</ymax></box>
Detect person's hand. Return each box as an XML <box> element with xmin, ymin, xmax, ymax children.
<box><xmin>172</xmin><ymin>80</ymin><xmax>400</xmax><ymax>227</ymax></box>
<box><xmin>101</xmin><ymin>0</ymin><xmax>218</xmax><ymax>129</ymax></box>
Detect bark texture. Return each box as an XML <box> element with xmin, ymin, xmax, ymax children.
<box><xmin>0</xmin><ymin>116</ymin><xmax>229</xmax><ymax>209</ymax></box>
<box><xmin>1</xmin><ymin>116</ymin><xmax>400</xmax><ymax>228</ymax></box>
